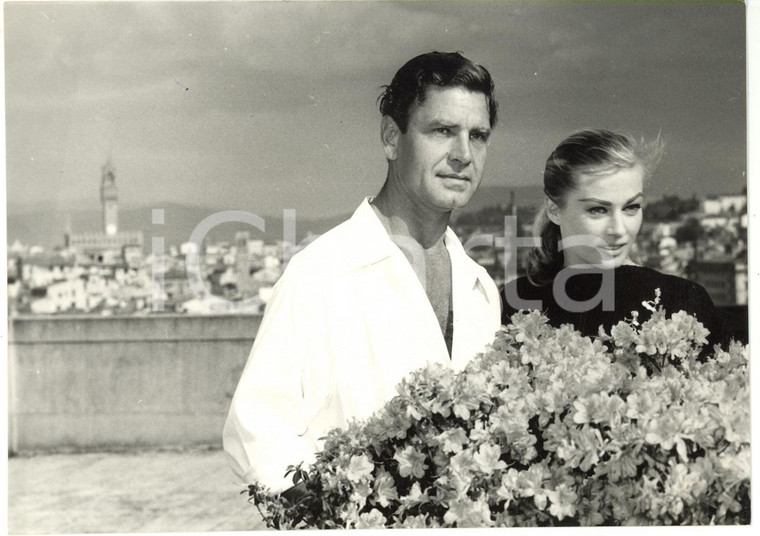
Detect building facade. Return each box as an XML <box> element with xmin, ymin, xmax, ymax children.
<box><xmin>67</xmin><ymin>161</ymin><xmax>144</xmax><ymax>264</ymax></box>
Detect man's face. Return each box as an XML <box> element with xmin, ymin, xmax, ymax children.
<box><xmin>385</xmin><ymin>86</ymin><xmax>492</xmax><ymax>213</ymax></box>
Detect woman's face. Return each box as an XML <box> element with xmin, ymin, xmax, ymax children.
<box><xmin>547</xmin><ymin>165</ymin><xmax>644</xmax><ymax>268</ymax></box>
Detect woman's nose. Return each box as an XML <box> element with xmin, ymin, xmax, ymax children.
<box><xmin>607</xmin><ymin>212</ymin><xmax>625</xmax><ymax>237</ymax></box>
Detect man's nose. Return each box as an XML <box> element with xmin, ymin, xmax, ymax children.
<box><xmin>449</xmin><ymin>133</ymin><xmax>472</xmax><ymax>165</ymax></box>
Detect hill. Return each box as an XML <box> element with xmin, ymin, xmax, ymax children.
<box><xmin>457</xmin><ymin>184</ymin><xmax>544</xmax><ymax>214</ymax></box>
<box><xmin>6</xmin><ymin>202</ymin><xmax>349</xmax><ymax>251</ymax></box>
<box><xmin>6</xmin><ymin>185</ymin><xmax>543</xmax><ymax>251</ymax></box>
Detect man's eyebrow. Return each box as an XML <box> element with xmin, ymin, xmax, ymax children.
<box><xmin>426</xmin><ymin>121</ymin><xmax>491</xmax><ymax>138</ymax></box>
<box><xmin>577</xmin><ymin>193</ymin><xmax>644</xmax><ymax>205</ymax></box>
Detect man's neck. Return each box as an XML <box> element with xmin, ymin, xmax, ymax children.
<box><xmin>370</xmin><ymin>184</ymin><xmax>450</xmax><ymax>250</ymax></box>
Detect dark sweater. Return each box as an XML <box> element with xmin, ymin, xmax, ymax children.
<box><xmin>501</xmin><ymin>265</ymin><xmax>726</xmax><ymax>350</ymax></box>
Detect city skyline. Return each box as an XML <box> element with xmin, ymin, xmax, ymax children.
<box><xmin>3</xmin><ymin>1</ymin><xmax>747</xmax><ymax>223</ymax></box>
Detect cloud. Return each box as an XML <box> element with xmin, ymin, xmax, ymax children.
<box><xmin>3</xmin><ymin>0</ymin><xmax>747</xmax><ymax>213</ymax></box>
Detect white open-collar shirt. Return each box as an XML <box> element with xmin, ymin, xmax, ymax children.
<box><xmin>223</xmin><ymin>198</ymin><xmax>501</xmax><ymax>492</ymax></box>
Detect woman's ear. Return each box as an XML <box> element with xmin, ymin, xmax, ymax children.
<box><xmin>380</xmin><ymin>115</ymin><xmax>400</xmax><ymax>161</ymax></box>
<box><xmin>545</xmin><ymin>197</ymin><xmax>561</xmax><ymax>226</ymax></box>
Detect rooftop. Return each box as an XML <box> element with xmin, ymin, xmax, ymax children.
<box><xmin>8</xmin><ymin>448</ymin><xmax>266</xmax><ymax>534</ymax></box>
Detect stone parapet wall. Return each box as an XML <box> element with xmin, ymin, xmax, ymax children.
<box><xmin>8</xmin><ymin>314</ymin><xmax>260</xmax><ymax>454</ymax></box>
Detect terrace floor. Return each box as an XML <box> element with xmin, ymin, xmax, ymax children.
<box><xmin>7</xmin><ymin>448</ymin><xmax>267</xmax><ymax>534</ymax></box>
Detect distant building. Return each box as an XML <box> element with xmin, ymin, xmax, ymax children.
<box><xmin>67</xmin><ymin>161</ymin><xmax>144</xmax><ymax>264</ymax></box>
<box><xmin>30</xmin><ymin>277</ymin><xmax>90</xmax><ymax>314</ymax></box>
<box><xmin>22</xmin><ymin>254</ymin><xmax>79</xmax><ymax>288</ymax></box>
<box><xmin>234</xmin><ymin>231</ymin><xmax>250</xmax><ymax>248</ymax></box>
<box><xmin>161</xmin><ymin>267</ymin><xmax>195</xmax><ymax>310</ymax></box>
<box><xmin>735</xmin><ymin>251</ymin><xmax>749</xmax><ymax>306</ymax></box>
<box><xmin>101</xmin><ymin>159</ymin><xmax>119</xmax><ymax>235</ymax></box>
<box><xmin>701</xmin><ymin>193</ymin><xmax>746</xmax><ymax>216</ymax></box>
<box><xmin>69</xmin><ymin>233</ymin><xmax>144</xmax><ymax>263</ymax></box>
<box><xmin>649</xmin><ymin>221</ymin><xmax>675</xmax><ymax>240</ymax></box>
<box><xmin>689</xmin><ymin>250</ymin><xmax>748</xmax><ymax>306</ymax></box>
<box><xmin>235</xmin><ymin>250</ymin><xmax>261</xmax><ymax>296</ymax></box>
<box><xmin>8</xmin><ymin>239</ymin><xmax>26</xmax><ymax>256</ymax></box>
<box><xmin>247</xmin><ymin>239</ymin><xmax>265</xmax><ymax>256</ymax></box>
<box><xmin>263</xmin><ymin>243</ymin><xmax>282</xmax><ymax>259</ymax></box>
<box><xmin>123</xmin><ymin>244</ymin><xmax>143</xmax><ymax>269</ymax></box>
<box><xmin>180</xmin><ymin>241</ymin><xmax>200</xmax><ymax>256</ymax></box>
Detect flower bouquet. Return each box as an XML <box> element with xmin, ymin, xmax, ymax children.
<box><xmin>246</xmin><ymin>294</ymin><xmax>750</xmax><ymax>527</ymax></box>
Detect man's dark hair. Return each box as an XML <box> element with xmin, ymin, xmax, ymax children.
<box><xmin>378</xmin><ymin>51</ymin><xmax>498</xmax><ymax>132</ymax></box>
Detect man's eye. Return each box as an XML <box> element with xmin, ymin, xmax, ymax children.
<box><xmin>471</xmin><ymin>132</ymin><xmax>489</xmax><ymax>143</ymax></box>
<box><xmin>435</xmin><ymin>127</ymin><xmax>452</xmax><ymax>135</ymax></box>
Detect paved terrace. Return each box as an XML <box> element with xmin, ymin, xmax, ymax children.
<box><xmin>8</xmin><ymin>449</ymin><xmax>267</xmax><ymax>534</ymax></box>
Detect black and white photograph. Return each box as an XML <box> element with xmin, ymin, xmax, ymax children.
<box><xmin>2</xmin><ymin>0</ymin><xmax>753</xmax><ymax>532</ymax></box>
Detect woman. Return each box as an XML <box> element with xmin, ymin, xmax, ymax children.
<box><xmin>501</xmin><ymin>129</ymin><xmax>726</xmax><ymax>350</ymax></box>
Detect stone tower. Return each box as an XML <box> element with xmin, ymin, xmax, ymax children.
<box><xmin>100</xmin><ymin>160</ymin><xmax>118</xmax><ymax>236</ymax></box>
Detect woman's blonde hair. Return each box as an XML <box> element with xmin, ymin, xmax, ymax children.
<box><xmin>524</xmin><ymin>128</ymin><xmax>664</xmax><ymax>285</ymax></box>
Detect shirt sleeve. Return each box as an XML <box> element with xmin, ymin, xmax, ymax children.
<box><xmin>222</xmin><ymin>270</ymin><xmax>327</xmax><ymax>493</ymax></box>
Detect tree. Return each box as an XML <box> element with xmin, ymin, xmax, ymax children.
<box><xmin>674</xmin><ymin>217</ymin><xmax>703</xmax><ymax>244</ymax></box>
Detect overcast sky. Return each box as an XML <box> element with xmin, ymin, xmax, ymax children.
<box><xmin>3</xmin><ymin>0</ymin><xmax>747</xmax><ymax>219</ymax></box>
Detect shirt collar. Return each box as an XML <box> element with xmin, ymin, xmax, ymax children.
<box><xmin>346</xmin><ymin>197</ymin><xmax>487</xmax><ymax>290</ymax></box>
<box><xmin>342</xmin><ymin>197</ymin><xmax>399</xmax><ymax>267</ymax></box>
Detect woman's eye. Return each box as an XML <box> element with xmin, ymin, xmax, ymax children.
<box><xmin>624</xmin><ymin>204</ymin><xmax>642</xmax><ymax>214</ymax></box>
<box><xmin>587</xmin><ymin>207</ymin><xmax>607</xmax><ymax>215</ymax></box>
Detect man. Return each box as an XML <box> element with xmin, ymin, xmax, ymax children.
<box><xmin>223</xmin><ymin>51</ymin><xmax>501</xmax><ymax>494</ymax></box>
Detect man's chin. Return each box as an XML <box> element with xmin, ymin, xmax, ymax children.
<box><xmin>436</xmin><ymin>191</ymin><xmax>476</xmax><ymax>211</ymax></box>
<box><xmin>436</xmin><ymin>200</ymin><xmax>471</xmax><ymax>213</ymax></box>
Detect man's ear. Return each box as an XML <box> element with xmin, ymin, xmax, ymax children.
<box><xmin>380</xmin><ymin>115</ymin><xmax>400</xmax><ymax>161</ymax></box>
<box><xmin>545</xmin><ymin>197</ymin><xmax>561</xmax><ymax>226</ymax></box>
